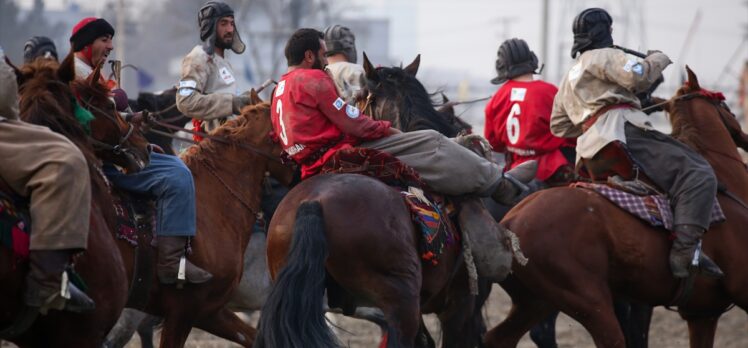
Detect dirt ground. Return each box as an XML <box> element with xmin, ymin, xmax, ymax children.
<box><xmin>118</xmin><ymin>284</ymin><xmax>745</xmax><ymax>347</ymax></box>
<box><xmin>1</xmin><ymin>283</ymin><xmax>745</xmax><ymax>347</ymax></box>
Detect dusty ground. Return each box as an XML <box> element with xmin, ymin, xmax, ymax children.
<box><xmin>124</xmin><ymin>285</ymin><xmax>748</xmax><ymax>347</ymax></box>
<box><xmin>1</xmin><ymin>284</ymin><xmax>745</xmax><ymax>347</ymax></box>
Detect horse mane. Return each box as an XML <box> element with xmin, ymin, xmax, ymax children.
<box><xmin>668</xmin><ymin>84</ymin><xmax>704</xmax><ymax>152</ymax></box>
<box><xmin>17</xmin><ymin>58</ymin><xmax>108</xmax><ymax>196</ymax></box>
<box><xmin>182</xmin><ymin>102</ymin><xmax>271</xmax><ymax>168</ymax></box>
<box><xmin>369</xmin><ymin>66</ymin><xmax>466</xmax><ymax>137</ymax></box>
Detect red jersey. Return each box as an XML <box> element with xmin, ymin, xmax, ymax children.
<box><xmin>484</xmin><ymin>80</ymin><xmax>575</xmax><ymax>181</ymax></box>
<box><xmin>271</xmin><ymin>68</ymin><xmax>391</xmax><ymax>178</ymax></box>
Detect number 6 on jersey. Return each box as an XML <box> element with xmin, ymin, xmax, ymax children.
<box><xmin>506</xmin><ymin>103</ymin><xmax>521</xmax><ymax>145</ymax></box>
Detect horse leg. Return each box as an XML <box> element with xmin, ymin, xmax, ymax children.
<box><xmin>529</xmin><ymin>311</ymin><xmax>559</xmax><ymax>348</ymax></box>
<box><xmin>682</xmin><ymin>314</ymin><xmax>719</xmax><ymax>348</ymax></box>
<box><xmin>136</xmin><ymin>313</ymin><xmax>162</xmax><ymax>348</ymax></box>
<box><xmin>194</xmin><ymin>307</ymin><xmax>256</xmax><ymax>348</ymax></box>
<box><xmin>158</xmin><ymin>311</ymin><xmax>195</xmax><ymax>348</ymax></box>
<box><xmin>484</xmin><ymin>297</ymin><xmax>556</xmax><ymax>348</ymax></box>
<box><xmin>613</xmin><ymin>300</ymin><xmax>652</xmax><ymax>348</ymax></box>
<box><xmin>557</xmin><ymin>284</ymin><xmax>625</xmax><ymax>348</ymax></box>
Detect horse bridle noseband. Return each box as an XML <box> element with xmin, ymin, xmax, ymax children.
<box><xmin>76</xmin><ymin>95</ymin><xmax>142</xmax><ymax>166</ymax></box>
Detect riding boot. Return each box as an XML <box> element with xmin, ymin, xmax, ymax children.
<box><xmin>457</xmin><ymin>198</ymin><xmax>513</xmax><ymax>281</ymax></box>
<box><xmin>24</xmin><ymin>250</ymin><xmax>96</xmax><ymax>313</ymax></box>
<box><xmin>491</xmin><ymin>160</ymin><xmax>538</xmax><ymax>206</ymax></box>
<box><xmin>157</xmin><ymin>236</ymin><xmax>213</xmax><ymax>285</ymax></box>
<box><xmin>670</xmin><ymin>224</ymin><xmax>724</xmax><ymax>278</ymax></box>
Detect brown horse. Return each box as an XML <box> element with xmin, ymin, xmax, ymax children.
<box><xmin>257</xmin><ymin>58</ymin><xmax>509</xmax><ymax>348</ymax></box>
<box><xmin>1</xmin><ymin>53</ymin><xmax>150</xmax><ymax>347</ymax></box>
<box><xmin>115</xmin><ymin>94</ymin><xmax>294</xmax><ymax>348</ymax></box>
<box><xmin>485</xmin><ymin>67</ymin><xmax>748</xmax><ymax>348</ymax></box>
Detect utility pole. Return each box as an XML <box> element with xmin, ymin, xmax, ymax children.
<box><xmin>115</xmin><ymin>0</ymin><xmax>125</xmax><ymax>88</ymax></box>
<box><xmin>540</xmin><ymin>0</ymin><xmax>549</xmax><ymax>78</ymax></box>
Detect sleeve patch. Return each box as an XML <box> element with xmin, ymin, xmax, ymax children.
<box><xmin>623</xmin><ymin>59</ymin><xmax>637</xmax><ymax>72</ymax></box>
<box><xmin>178</xmin><ymin>88</ymin><xmax>194</xmax><ymax>96</ymax></box>
<box><xmin>345</xmin><ymin>105</ymin><xmax>360</xmax><ymax>118</ymax></box>
<box><xmin>179</xmin><ymin>80</ymin><xmax>197</xmax><ymax>89</ymax></box>
<box><xmin>632</xmin><ymin>63</ymin><xmax>644</xmax><ymax>75</ymax></box>
<box><xmin>275</xmin><ymin>80</ymin><xmax>286</xmax><ymax>97</ymax></box>
<box><xmin>333</xmin><ymin>97</ymin><xmax>345</xmax><ymax>110</ymax></box>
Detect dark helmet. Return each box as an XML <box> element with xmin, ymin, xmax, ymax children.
<box><xmin>491</xmin><ymin>38</ymin><xmax>539</xmax><ymax>85</ymax></box>
<box><xmin>323</xmin><ymin>24</ymin><xmax>357</xmax><ymax>63</ymax></box>
<box><xmin>24</xmin><ymin>36</ymin><xmax>58</xmax><ymax>63</ymax></box>
<box><xmin>571</xmin><ymin>8</ymin><xmax>613</xmax><ymax>58</ymax></box>
<box><xmin>198</xmin><ymin>1</ymin><xmax>245</xmax><ymax>55</ymax></box>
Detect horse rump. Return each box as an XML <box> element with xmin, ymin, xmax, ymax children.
<box><xmin>256</xmin><ymin>200</ymin><xmax>340</xmax><ymax>348</ymax></box>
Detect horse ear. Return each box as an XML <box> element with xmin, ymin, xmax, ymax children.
<box><xmin>90</xmin><ymin>63</ymin><xmax>103</xmax><ymax>85</ymax></box>
<box><xmin>4</xmin><ymin>56</ymin><xmax>23</xmax><ymax>85</ymax></box>
<box><xmin>403</xmin><ymin>54</ymin><xmax>421</xmax><ymax>77</ymax></box>
<box><xmin>363</xmin><ymin>52</ymin><xmax>377</xmax><ymax>81</ymax></box>
<box><xmin>685</xmin><ymin>65</ymin><xmax>700</xmax><ymax>90</ymax></box>
<box><xmin>249</xmin><ymin>88</ymin><xmax>263</xmax><ymax>105</ymax></box>
<box><xmin>57</xmin><ymin>50</ymin><xmax>76</xmax><ymax>83</ymax></box>
<box><xmin>438</xmin><ymin>92</ymin><xmax>455</xmax><ymax>116</ymax></box>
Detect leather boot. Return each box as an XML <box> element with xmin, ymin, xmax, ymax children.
<box><xmin>670</xmin><ymin>224</ymin><xmax>723</xmax><ymax>278</ymax></box>
<box><xmin>25</xmin><ymin>250</ymin><xmax>95</xmax><ymax>313</ymax></box>
<box><xmin>157</xmin><ymin>236</ymin><xmax>212</xmax><ymax>285</ymax></box>
<box><xmin>491</xmin><ymin>160</ymin><xmax>538</xmax><ymax>205</ymax></box>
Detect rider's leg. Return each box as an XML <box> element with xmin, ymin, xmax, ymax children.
<box><xmin>361</xmin><ymin>130</ymin><xmax>536</xmax><ymax>199</ymax></box>
<box><xmin>0</xmin><ymin>121</ymin><xmax>95</xmax><ymax>311</ymax></box>
<box><xmin>623</xmin><ymin>123</ymin><xmax>723</xmax><ymax>278</ymax></box>
<box><xmin>103</xmin><ymin>152</ymin><xmax>212</xmax><ymax>284</ymax></box>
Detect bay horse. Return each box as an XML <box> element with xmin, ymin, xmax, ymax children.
<box><xmin>115</xmin><ymin>93</ymin><xmax>295</xmax><ymax>348</ymax></box>
<box><xmin>485</xmin><ymin>66</ymin><xmax>748</xmax><ymax>348</ymax></box>
<box><xmin>1</xmin><ymin>53</ymin><xmax>150</xmax><ymax>347</ymax></box>
<box><xmin>128</xmin><ymin>88</ymin><xmax>191</xmax><ymax>155</ymax></box>
<box><xmin>258</xmin><ymin>58</ymin><xmax>508</xmax><ymax>348</ymax></box>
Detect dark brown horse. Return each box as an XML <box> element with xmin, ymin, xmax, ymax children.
<box><xmin>1</xmin><ymin>53</ymin><xmax>149</xmax><ymax>347</ymax></box>
<box><xmin>485</xmin><ymin>67</ymin><xmax>748</xmax><ymax>348</ymax></box>
<box><xmin>258</xmin><ymin>58</ymin><xmax>508</xmax><ymax>348</ymax></box>
<box><xmin>116</xmin><ymin>93</ymin><xmax>294</xmax><ymax>348</ymax></box>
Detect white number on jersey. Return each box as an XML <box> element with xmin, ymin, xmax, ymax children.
<box><xmin>506</xmin><ymin>103</ymin><xmax>521</xmax><ymax>145</ymax></box>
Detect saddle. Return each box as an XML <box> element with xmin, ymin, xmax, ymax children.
<box><xmin>319</xmin><ymin>147</ymin><xmax>460</xmax><ymax>265</ymax></box>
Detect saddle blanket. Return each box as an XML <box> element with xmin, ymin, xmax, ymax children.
<box><xmin>321</xmin><ymin>147</ymin><xmax>458</xmax><ymax>265</ymax></box>
<box><xmin>573</xmin><ymin>182</ymin><xmax>726</xmax><ymax>230</ymax></box>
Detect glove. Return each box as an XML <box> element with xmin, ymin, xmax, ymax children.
<box><xmin>232</xmin><ymin>91</ymin><xmax>252</xmax><ymax>114</ymax></box>
<box><xmin>111</xmin><ymin>88</ymin><xmax>130</xmax><ymax>112</ymax></box>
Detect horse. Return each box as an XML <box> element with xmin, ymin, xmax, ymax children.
<box><xmin>0</xmin><ymin>52</ymin><xmax>150</xmax><ymax>347</ymax></box>
<box><xmin>128</xmin><ymin>88</ymin><xmax>191</xmax><ymax>155</ymax></box>
<box><xmin>484</xmin><ymin>66</ymin><xmax>748</xmax><ymax>348</ymax></box>
<box><xmin>257</xmin><ymin>57</ymin><xmax>508</xmax><ymax>348</ymax></box>
<box><xmin>110</xmin><ymin>91</ymin><xmax>295</xmax><ymax>348</ymax></box>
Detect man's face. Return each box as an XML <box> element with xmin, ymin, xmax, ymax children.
<box><xmin>215</xmin><ymin>16</ymin><xmax>235</xmax><ymax>49</ymax></box>
<box><xmin>90</xmin><ymin>35</ymin><xmax>113</xmax><ymax>66</ymax></box>
<box><xmin>311</xmin><ymin>39</ymin><xmax>328</xmax><ymax>70</ymax></box>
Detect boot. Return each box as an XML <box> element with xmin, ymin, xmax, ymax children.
<box><xmin>24</xmin><ymin>250</ymin><xmax>95</xmax><ymax>313</ymax></box>
<box><xmin>157</xmin><ymin>236</ymin><xmax>212</xmax><ymax>285</ymax></box>
<box><xmin>491</xmin><ymin>160</ymin><xmax>538</xmax><ymax>206</ymax></box>
<box><xmin>457</xmin><ymin>198</ymin><xmax>513</xmax><ymax>281</ymax></box>
<box><xmin>670</xmin><ymin>224</ymin><xmax>723</xmax><ymax>278</ymax></box>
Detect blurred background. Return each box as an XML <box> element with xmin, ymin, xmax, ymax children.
<box><xmin>2</xmin><ymin>0</ymin><xmax>747</xmax><ymax>135</ymax></box>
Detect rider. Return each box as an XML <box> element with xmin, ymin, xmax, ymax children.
<box><xmin>323</xmin><ymin>24</ymin><xmax>365</xmax><ymax>103</ymax></box>
<box><xmin>176</xmin><ymin>1</ymin><xmax>252</xmax><ymax>136</ymax></box>
<box><xmin>485</xmin><ymin>38</ymin><xmax>575</xmax><ymax>189</ymax></box>
<box><xmin>0</xmin><ymin>47</ymin><xmax>95</xmax><ymax>312</ymax></box>
<box><xmin>70</xmin><ymin>17</ymin><xmax>213</xmax><ymax>286</ymax></box>
<box><xmin>23</xmin><ymin>36</ymin><xmax>59</xmax><ymax>63</ymax></box>
<box><xmin>551</xmin><ymin>8</ymin><xmax>723</xmax><ymax>278</ymax></box>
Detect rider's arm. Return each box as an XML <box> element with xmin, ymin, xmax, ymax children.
<box><xmin>550</xmin><ymin>92</ymin><xmax>582</xmax><ymax>138</ymax></box>
<box><xmin>587</xmin><ymin>49</ymin><xmax>672</xmax><ymax>94</ymax></box>
<box><xmin>483</xmin><ymin>96</ymin><xmax>507</xmax><ymax>152</ymax></box>
<box><xmin>175</xmin><ymin>48</ymin><xmax>234</xmax><ymax>121</ymax></box>
<box><xmin>307</xmin><ymin>71</ymin><xmax>391</xmax><ymax>141</ymax></box>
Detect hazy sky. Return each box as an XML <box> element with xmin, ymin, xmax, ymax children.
<box><xmin>16</xmin><ymin>0</ymin><xmax>748</xmax><ymax>94</ymax></box>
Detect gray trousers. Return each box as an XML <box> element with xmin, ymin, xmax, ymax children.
<box><xmin>624</xmin><ymin>123</ymin><xmax>717</xmax><ymax>229</ymax></box>
<box><xmin>361</xmin><ymin>130</ymin><xmax>501</xmax><ymax>196</ymax></box>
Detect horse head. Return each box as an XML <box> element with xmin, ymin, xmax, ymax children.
<box><xmin>184</xmin><ymin>89</ymin><xmax>295</xmax><ymax>186</ymax></box>
<box><xmin>664</xmin><ymin>66</ymin><xmax>748</xmax><ymax>155</ymax></box>
<box><xmin>69</xmin><ymin>53</ymin><xmax>150</xmax><ymax>173</ymax></box>
<box><xmin>360</xmin><ymin>52</ymin><xmax>468</xmax><ymax>137</ymax></box>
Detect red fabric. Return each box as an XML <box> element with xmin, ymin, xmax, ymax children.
<box><xmin>192</xmin><ymin>119</ymin><xmax>204</xmax><ymax>142</ymax></box>
<box><xmin>697</xmin><ymin>89</ymin><xmax>726</xmax><ymax>101</ymax></box>
<box><xmin>72</xmin><ymin>17</ymin><xmax>98</xmax><ymax>37</ymax></box>
<box><xmin>271</xmin><ymin>68</ymin><xmax>391</xmax><ymax>178</ymax></box>
<box><xmin>484</xmin><ymin>80</ymin><xmax>575</xmax><ymax>181</ymax></box>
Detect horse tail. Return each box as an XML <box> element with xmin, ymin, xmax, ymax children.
<box><xmin>256</xmin><ymin>201</ymin><xmax>339</xmax><ymax>348</ymax></box>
